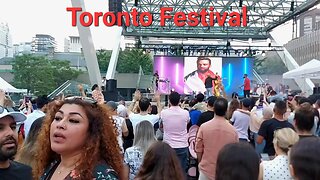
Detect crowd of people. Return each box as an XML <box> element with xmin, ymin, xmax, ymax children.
<box><xmin>0</xmin><ymin>83</ymin><xmax>320</xmax><ymax>180</ymax></box>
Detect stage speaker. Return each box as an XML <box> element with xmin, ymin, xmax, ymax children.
<box><xmin>314</xmin><ymin>87</ymin><xmax>318</xmax><ymax>95</ymax></box>
<box><xmin>108</xmin><ymin>0</ymin><xmax>122</xmax><ymax>13</ymax></box>
<box><xmin>103</xmin><ymin>91</ymin><xmax>118</xmax><ymax>102</ymax></box>
<box><xmin>107</xmin><ymin>79</ymin><xmax>117</xmax><ymax>92</ymax></box>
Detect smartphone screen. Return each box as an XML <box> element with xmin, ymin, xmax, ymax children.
<box><xmin>260</xmin><ymin>153</ymin><xmax>270</xmax><ymax>161</ymax></box>
<box><xmin>24</xmin><ymin>96</ymin><xmax>29</xmax><ymax>103</ymax></box>
<box><xmin>287</xmin><ymin>95</ymin><xmax>293</xmax><ymax>101</ymax></box>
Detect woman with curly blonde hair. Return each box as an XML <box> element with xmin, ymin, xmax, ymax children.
<box><xmin>32</xmin><ymin>97</ymin><xmax>123</xmax><ymax>180</ymax></box>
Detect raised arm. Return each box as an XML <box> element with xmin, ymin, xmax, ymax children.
<box><xmin>128</xmin><ymin>90</ymin><xmax>141</xmax><ymax>115</ymax></box>
<box><xmin>77</xmin><ymin>84</ymin><xmax>86</xmax><ymax>97</ymax></box>
<box><xmin>154</xmin><ymin>92</ymin><xmax>162</xmax><ymax>114</ymax></box>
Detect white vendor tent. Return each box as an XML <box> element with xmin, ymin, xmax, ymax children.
<box><xmin>0</xmin><ymin>77</ymin><xmax>27</xmax><ymax>93</ymax></box>
<box><xmin>283</xmin><ymin>59</ymin><xmax>320</xmax><ymax>79</ymax></box>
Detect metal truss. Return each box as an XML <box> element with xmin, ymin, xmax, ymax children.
<box><xmin>125</xmin><ymin>42</ymin><xmax>284</xmax><ymax>57</ymax></box>
<box><xmin>122</xmin><ymin>0</ymin><xmax>319</xmax><ymax>40</ymax></box>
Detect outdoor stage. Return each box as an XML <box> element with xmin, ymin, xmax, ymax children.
<box><xmin>154</xmin><ymin>56</ymin><xmax>254</xmax><ymax>97</ymax></box>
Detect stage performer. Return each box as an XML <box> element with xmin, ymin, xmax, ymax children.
<box><xmin>184</xmin><ymin>57</ymin><xmax>217</xmax><ymax>94</ymax></box>
<box><xmin>213</xmin><ymin>72</ymin><xmax>222</xmax><ymax>97</ymax></box>
<box><xmin>241</xmin><ymin>74</ymin><xmax>251</xmax><ymax>98</ymax></box>
<box><xmin>153</xmin><ymin>71</ymin><xmax>160</xmax><ymax>91</ymax></box>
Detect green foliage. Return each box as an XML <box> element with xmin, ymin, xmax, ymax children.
<box><xmin>96</xmin><ymin>49</ymin><xmax>112</xmax><ymax>73</ymax></box>
<box><xmin>96</xmin><ymin>49</ymin><xmax>153</xmax><ymax>74</ymax></box>
<box><xmin>254</xmin><ymin>56</ymin><xmax>288</xmax><ymax>75</ymax></box>
<box><xmin>118</xmin><ymin>49</ymin><xmax>153</xmax><ymax>74</ymax></box>
<box><xmin>12</xmin><ymin>54</ymin><xmax>81</xmax><ymax>96</ymax></box>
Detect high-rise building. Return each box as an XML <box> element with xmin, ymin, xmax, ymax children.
<box><xmin>284</xmin><ymin>7</ymin><xmax>320</xmax><ymax>65</ymax></box>
<box><xmin>0</xmin><ymin>22</ymin><xmax>13</xmax><ymax>59</ymax></box>
<box><xmin>298</xmin><ymin>8</ymin><xmax>320</xmax><ymax>37</ymax></box>
<box><xmin>64</xmin><ymin>36</ymin><xmax>82</xmax><ymax>53</ymax></box>
<box><xmin>32</xmin><ymin>34</ymin><xmax>57</xmax><ymax>53</ymax></box>
<box><xmin>13</xmin><ymin>42</ymin><xmax>32</xmax><ymax>56</ymax></box>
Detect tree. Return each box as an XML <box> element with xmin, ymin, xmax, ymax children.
<box><xmin>96</xmin><ymin>49</ymin><xmax>153</xmax><ymax>75</ymax></box>
<box><xmin>96</xmin><ymin>49</ymin><xmax>112</xmax><ymax>73</ymax></box>
<box><xmin>50</xmin><ymin>60</ymin><xmax>82</xmax><ymax>87</ymax></box>
<box><xmin>12</xmin><ymin>54</ymin><xmax>81</xmax><ymax>96</ymax></box>
<box><xmin>117</xmin><ymin>49</ymin><xmax>153</xmax><ymax>74</ymax></box>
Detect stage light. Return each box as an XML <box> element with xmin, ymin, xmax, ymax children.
<box><xmin>223</xmin><ymin>49</ymin><xmax>227</xmax><ymax>55</ymax></box>
<box><xmin>239</xmin><ymin>0</ymin><xmax>243</xmax><ymax>7</ymax></box>
<box><xmin>248</xmin><ymin>38</ymin><xmax>252</xmax><ymax>46</ymax></box>
<box><xmin>262</xmin><ymin>50</ymin><xmax>266</xmax><ymax>57</ymax></box>
<box><xmin>290</xmin><ymin>1</ymin><xmax>294</xmax><ymax>11</ymax></box>
<box><xmin>136</xmin><ymin>39</ymin><xmax>142</xmax><ymax>49</ymax></box>
<box><xmin>243</xmin><ymin>49</ymin><xmax>248</xmax><ymax>57</ymax></box>
<box><xmin>252</xmin><ymin>50</ymin><xmax>257</xmax><ymax>55</ymax></box>
<box><xmin>267</xmin><ymin>38</ymin><xmax>271</xmax><ymax>48</ymax></box>
<box><xmin>205</xmin><ymin>47</ymin><xmax>209</xmax><ymax>55</ymax></box>
<box><xmin>226</xmin><ymin>40</ymin><xmax>231</xmax><ymax>47</ymax></box>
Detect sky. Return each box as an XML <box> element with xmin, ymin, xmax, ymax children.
<box><xmin>0</xmin><ymin>0</ymin><xmax>118</xmax><ymax>51</ymax></box>
<box><xmin>0</xmin><ymin>0</ymin><xmax>318</xmax><ymax>51</ymax></box>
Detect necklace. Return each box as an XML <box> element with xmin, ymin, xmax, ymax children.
<box><xmin>56</xmin><ymin>163</ymin><xmax>77</xmax><ymax>174</ymax></box>
<box><xmin>57</xmin><ymin>167</ymin><xmax>73</xmax><ymax>174</ymax></box>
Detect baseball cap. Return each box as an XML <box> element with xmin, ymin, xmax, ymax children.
<box><xmin>106</xmin><ymin>101</ymin><xmax>118</xmax><ymax>111</ymax></box>
<box><xmin>0</xmin><ymin>107</ymin><xmax>27</xmax><ymax>123</ymax></box>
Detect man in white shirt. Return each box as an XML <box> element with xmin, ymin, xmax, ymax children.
<box><xmin>128</xmin><ymin>91</ymin><xmax>161</xmax><ymax>134</ymax></box>
<box><xmin>23</xmin><ymin>95</ymin><xmax>48</xmax><ymax>138</ymax></box>
<box><xmin>230</xmin><ymin>98</ymin><xmax>251</xmax><ymax>142</ymax></box>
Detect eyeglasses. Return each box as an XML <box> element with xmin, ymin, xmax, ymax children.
<box><xmin>64</xmin><ymin>96</ymin><xmax>97</xmax><ymax>105</ymax></box>
<box><xmin>0</xmin><ymin>105</ymin><xmax>15</xmax><ymax>114</ymax></box>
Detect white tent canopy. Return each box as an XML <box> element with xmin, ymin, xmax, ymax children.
<box><xmin>0</xmin><ymin>77</ymin><xmax>27</xmax><ymax>93</ymax></box>
<box><xmin>283</xmin><ymin>59</ymin><xmax>320</xmax><ymax>79</ymax></box>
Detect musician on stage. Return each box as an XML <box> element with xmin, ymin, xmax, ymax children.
<box><xmin>153</xmin><ymin>71</ymin><xmax>159</xmax><ymax>90</ymax></box>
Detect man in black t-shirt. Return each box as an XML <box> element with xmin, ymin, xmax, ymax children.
<box><xmin>0</xmin><ymin>107</ymin><xmax>32</xmax><ymax>180</ymax></box>
<box><xmin>197</xmin><ymin>96</ymin><xmax>217</xmax><ymax>127</ymax></box>
<box><xmin>257</xmin><ymin>100</ymin><xmax>294</xmax><ymax>156</ymax></box>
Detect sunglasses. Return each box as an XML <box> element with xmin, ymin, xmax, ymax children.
<box><xmin>64</xmin><ymin>96</ymin><xmax>97</xmax><ymax>105</ymax></box>
<box><xmin>0</xmin><ymin>105</ymin><xmax>15</xmax><ymax>114</ymax></box>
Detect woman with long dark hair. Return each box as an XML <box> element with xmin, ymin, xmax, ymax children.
<box><xmin>32</xmin><ymin>97</ymin><xmax>123</xmax><ymax>179</ymax></box>
<box><xmin>135</xmin><ymin>141</ymin><xmax>185</xmax><ymax>180</ymax></box>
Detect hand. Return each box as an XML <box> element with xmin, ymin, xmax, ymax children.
<box><xmin>134</xmin><ymin>90</ymin><xmax>141</xmax><ymax>101</ymax></box>
<box><xmin>255</xmin><ymin>99</ymin><xmax>260</xmax><ymax>106</ymax></box>
<box><xmin>0</xmin><ymin>89</ymin><xmax>5</xmax><ymax>106</ymax></box>
<box><xmin>26</xmin><ymin>101</ymin><xmax>32</xmax><ymax>110</ymax></box>
<box><xmin>77</xmin><ymin>84</ymin><xmax>84</xmax><ymax>92</ymax></box>
<box><xmin>0</xmin><ymin>89</ymin><xmax>5</xmax><ymax>100</ymax></box>
<box><xmin>154</xmin><ymin>92</ymin><xmax>161</xmax><ymax>102</ymax></box>
<box><xmin>220</xmin><ymin>84</ymin><xmax>225</xmax><ymax>91</ymax></box>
